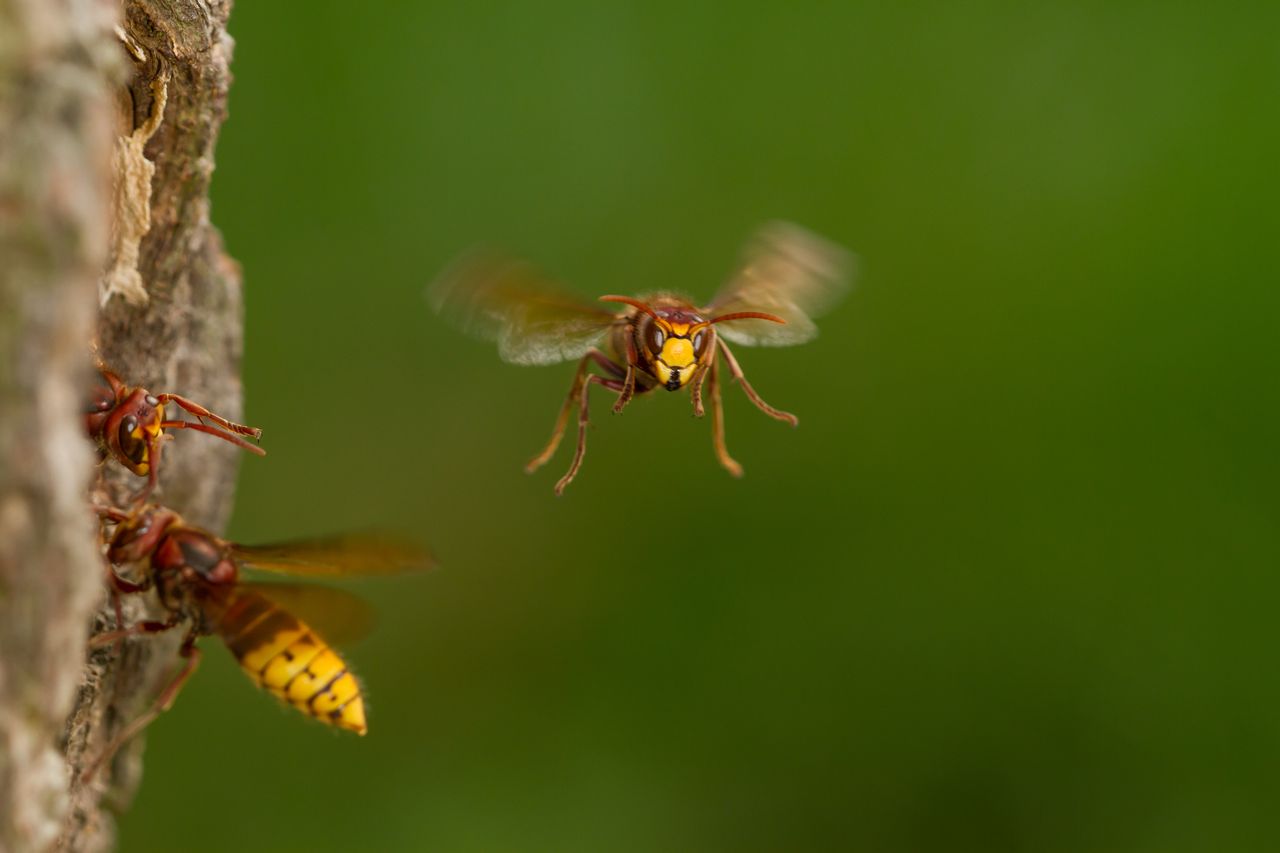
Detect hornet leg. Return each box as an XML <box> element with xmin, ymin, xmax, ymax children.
<box><xmin>716</xmin><ymin>338</ymin><xmax>798</xmax><ymax>427</ymax></box>
<box><xmin>81</xmin><ymin>631</ymin><xmax>201</xmax><ymax>783</ymax></box>
<box><xmin>132</xmin><ymin>433</ymin><xmax>164</xmax><ymax>505</ymax></box>
<box><xmin>689</xmin><ymin>360</ymin><xmax>710</xmax><ymax>418</ymax></box>
<box><xmin>708</xmin><ymin>352</ymin><xmax>743</xmax><ymax>478</ymax></box>
<box><xmin>88</xmin><ymin>613</ymin><xmax>181</xmax><ymax>650</ymax></box>
<box><xmin>613</xmin><ymin>332</ymin><xmax>640</xmax><ymax>414</ymax></box>
<box><xmin>99</xmin><ymin>562</ymin><xmax>157</xmax><ymax>654</ymax></box>
<box><xmin>555</xmin><ymin>374</ymin><xmax>625</xmax><ymax>495</ymax></box>
<box><xmin>527</xmin><ymin>349</ymin><xmax>624</xmax><ymax>474</ymax></box>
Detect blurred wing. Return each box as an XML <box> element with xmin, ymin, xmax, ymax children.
<box><xmin>428</xmin><ymin>251</ymin><xmax>617</xmax><ymax>365</ymax></box>
<box><xmin>231</xmin><ymin>533</ymin><xmax>435</xmax><ymax>577</ymax></box>
<box><xmin>220</xmin><ymin>582</ymin><xmax>376</xmax><ymax>646</ymax></box>
<box><xmin>706</xmin><ymin>222</ymin><xmax>854</xmax><ymax>347</ymax></box>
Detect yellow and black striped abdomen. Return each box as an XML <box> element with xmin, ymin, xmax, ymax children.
<box><xmin>217</xmin><ymin>590</ymin><xmax>367</xmax><ymax>734</ymax></box>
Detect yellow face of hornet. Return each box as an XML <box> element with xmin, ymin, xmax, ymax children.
<box><xmin>129</xmin><ymin>406</ymin><xmax>165</xmax><ymax>474</ymax></box>
<box><xmin>642</xmin><ymin>313</ymin><xmax>713</xmax><ymax>391</ymax></box>
<box><xmin>109</xmin><ymin>390</ymin><xmax>166</xmax><ymax>476</ymax></box>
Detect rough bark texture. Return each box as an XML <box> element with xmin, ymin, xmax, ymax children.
<box><xmin>62</xmin><ymin>1</ymin><xmax>245</xmax><ymax>850</ymax></box>
<box><xmin>0</xmin><ymin>1</ymin><xmax>122</xmax><ymax>850</ymax></box>
<box><xmin>0</xmin><ymin>0</ymin><xmax>244</xmax><ymax>850</ymax></box>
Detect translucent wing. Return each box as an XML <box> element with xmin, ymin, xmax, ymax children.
<box><xmin>231</xmin><ymin>533</ymin><xmax>435</xmax><ymax>577</ymax></box>
<box><xmin>705</xmin><ymin>222</ymin><xmax>854</xmax><ymax>347</ymax></box>
<box><xmin>428</xmin><ymin>251</ymin><xmax>618</xmax><ymax>365</ymax></box>
<box><xmin>220</xmin><ymin>582</ymin><xmax>376</xmax><ymax>646</ymax></box>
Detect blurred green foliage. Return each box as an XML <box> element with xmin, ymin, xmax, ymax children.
<box><xmin>119</xmin><ymin>1</ymin><xmax>1278</xmax><ymax>851</ymax></box>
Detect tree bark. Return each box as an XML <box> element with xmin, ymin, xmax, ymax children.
<box><xmin>0</xmin><ymin>0</ymin><xmax>244</xmax><ymax>850</ymax></box>
<box><xmin>0</xmin><ymin>1</ymin><xmax>122</xmax><ymax>850</ymax></box>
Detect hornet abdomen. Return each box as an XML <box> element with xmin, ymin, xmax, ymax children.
<box><xmin>217</xmin><ymin>590</ymin><xmax>367</xmax><ymax>734</ymax></box>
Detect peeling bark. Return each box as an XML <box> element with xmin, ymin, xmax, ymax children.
<box><xmin>100</xmin><ymin>64</ymin><xmax>165</xmax><ymax>307</ymax></box>
<box><xmin>60</xmin><ymin>1</ymin><xmax>246</xmax><ymax>850</ymax></box>
<box><xmin>1</xmin><ymin>0</ymin><xmax>245</xmax><ymax>849</ymax></box>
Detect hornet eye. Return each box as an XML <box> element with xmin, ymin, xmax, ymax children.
<box><xmin>118</xmin><ymin>415</ymin><xmax>146</xmax><ymax>463</ymax></box>
<box><xmin>647</xmin><ymin>323</ymin><xmax>666</xmax><ymax>352</ymax></box>
<box><xmin>693</xmin><ymin>331</ymin><xmax>706</xmax><ymax>355</ymax></box>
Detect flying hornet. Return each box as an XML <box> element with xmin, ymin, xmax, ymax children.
<box><xmin>429</xmin><ymin>222</ymin><xmax>852</xmax><ymax>494</ymax></box>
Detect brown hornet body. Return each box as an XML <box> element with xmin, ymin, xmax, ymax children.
<box><xmin>103</xmin><ymin>504</ymin><xmax>370</xmax><ymax>732</ymax></box>
<box><xmin>429</xmin><ymin>222</ymin><xmax>852</xmax><ymax>493</ymax></box>
<box><xmin>86</xmin><ymin>365</ymin><xmax>265</xmax><ymax>501</ymax></box>
<box><xmin>87</xmin><ymin>504</ymin><xmax>431</xmax><ymax>778</ymax></box>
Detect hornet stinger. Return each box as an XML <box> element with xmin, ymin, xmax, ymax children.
<box><xmin>428</xmin><ymin>222</ymin><xmax>853</xmax><ymax>494</ymax></box>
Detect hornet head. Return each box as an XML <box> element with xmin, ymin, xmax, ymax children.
<box><xmin>600</xmin><ymin>295</ymin><xmax>789</xmax><ymax>391</ymax></box>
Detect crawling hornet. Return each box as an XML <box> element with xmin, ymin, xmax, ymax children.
<box><xmin>87</xmin><ymin>503</ymin><xmax>432</xmax><ymax>778</ymax></box>
<box><xmin>86</xmin><ymin>363</ymin><xmax>265</xmax><ymax>501</ymax></box>
<box><xmin>429</xmin><ymin>222</ymin><xmax>852</xmax><ymax>493</ymax></box>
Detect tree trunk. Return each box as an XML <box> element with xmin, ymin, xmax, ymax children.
<box><xmin>0</xmin><ymin>0</ymin><xmax>244</xmax><ymax>850</ymax></box>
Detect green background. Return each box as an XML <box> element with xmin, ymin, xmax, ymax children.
<box><xmin>120</xmin><ymin>2</ymin><xmax>1278</xmax><ymax>851</ymax></box>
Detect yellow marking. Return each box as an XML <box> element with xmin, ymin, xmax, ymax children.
<box><xmin>284</xmin><ymin>648</ymin><xmax>345</xmax><ymax>702</ymax></box>
<box><xmin>655</xmin><ymin>361</ymin><xmax>692</xmax><ymax>388</ymax></box>
<box><xmin>659</xmin><ymin>338</ymin><xmax>695</xmax><ymax>368</ymax></box>
<box><xmin>237</xmin><ymin>626</ymin><xmax>307</xmax><ymax>674</ymax></box>
<box><xmin>308</xmin><ymin>648</ymin><xmax>345</xmax><ymax>681</ymax></box>
<box><xmin>235</xmin><ymin>631</ymin><xmax>369</xmax><ymax>735</ymax></box>
<box><xmin>669</xmin><ymin>322</ymin><xmax>690</xmax><ymax>335</ymax></box>
<box><xmin>310</xmin><ymin>672</ymin><xmax>360</xmax><ymax>714</ymax></box>
<box><xmin>290</xmin><ymin>695</ymin><xmax>369</xmax><ymax>734</ymax></box>
<box><xmin>333</xmin><ymin>697</ymin><xmax>368</xmax><ymax>734</ymax></box>
<box><xmin>259</xmin><ymin>635</ymin><xmax>323</xmax><ymax>691</ymax></box>
<box><xmin>129</xmin><ymin>423</ymin><xmax>152</xmax><ymax>470</ymax></box>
